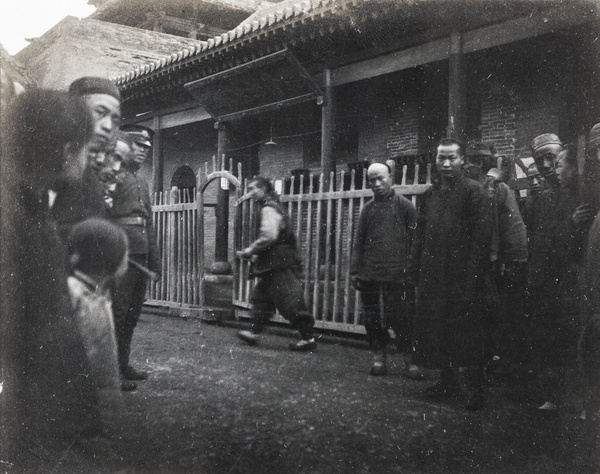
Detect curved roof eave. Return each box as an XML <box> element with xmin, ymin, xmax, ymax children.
<box><xmin>113</xmin><ymin>0</ymin><xmax>343</xmax><ymax>88</ymax></box>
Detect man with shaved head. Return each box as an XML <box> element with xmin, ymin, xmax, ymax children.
<box><xmin>351</xmin><ymin>162</ymin><xmax>418</xmax><ymax>377</ymax></box>
<box><xmin>410</xmin><ymin>138</ymin><xmax>491</xmax><ymax>410</ymax></box>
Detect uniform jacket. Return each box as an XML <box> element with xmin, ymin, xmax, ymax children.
<box><xmin>351</xmin><ymin>189</ymin><xmax>417</xmax><ymax>282</ymax></box>
<box><xmin>110</xmin><ymin>164</ymin><xmax>161</xmax><ymax>273</ymax></box>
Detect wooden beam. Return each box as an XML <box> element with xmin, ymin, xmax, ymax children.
<box><xmin>123</xmin><ymin>106</ymin><xmax>211</xmax><ymax>130</ymax></box>
<box><xmin>462</xmin><ymin>4</ymin><xmax>594</xmax><ymax>54</ymax></box>
<box><xmin>151</xmin><ymin>115</ymin><xmax>163</xmax><ymax>194</ymax></box>
<box><xmin>447</xmin><ymin>32</ymin><xmax>466</xmax><ymax>142</ymax></box>
<box><xmin>331</xmin><ymin>38</ymin><xmax>449</xmax><ymax>86</ymax></box>
<box><xmin>185</xmin><ymin>49</ymin><xmax>290</xmax><ymax>88</ymax></box>
<box><xmin>216</xmin><ymin>93</ymin><xmax>317</xmax><ymax>122</ymax></box>
<box><xmin>160</xmin><ymin>107</ymin><xmax>211</xmax><ymax>129</ymax></box>
<box><xmin>320</xmin><ymin>69</ymin><xmax>335</xmax><ymax>187</ymax></box>
<box><xmin>330</xmin><ymin>5</ymin><xmax>593</xmax><ymax>87</ymax></box>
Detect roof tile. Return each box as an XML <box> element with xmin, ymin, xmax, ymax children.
<box><xmin>114</xmin><ymin>0</ymin><xmax>341</xmax><ymax>86</ymax></box>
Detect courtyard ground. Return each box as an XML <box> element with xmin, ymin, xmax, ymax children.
<box><xmin>13</xmin><ymin>312</ymin><xmax>600</xmax><ymax>473</ymax></box>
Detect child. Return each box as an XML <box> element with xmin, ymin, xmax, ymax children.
<box><xmin>66</xmin><ymin>218</ymin><xmax>129</xmax><ymax>443</ymax></box>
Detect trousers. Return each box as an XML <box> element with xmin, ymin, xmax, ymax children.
<box><xmin>359</xmin><ymin>281</ymin><xmax>414</xmax><ymax>351</ymax></box>
<box><xmin>249</xmin><ymin>267</ymin><xmax>314</xmax><ymax>339</ymax></box>
<box><xmin>112</xmin><ymin>253</ymin><xmax>149</xmax><ymax>374</ymax></box>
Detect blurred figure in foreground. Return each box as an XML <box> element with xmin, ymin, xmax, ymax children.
<box><xmin>0</xmin><ymin>89</ymin><xmax>98</xmax><ymax>467</ymax></box>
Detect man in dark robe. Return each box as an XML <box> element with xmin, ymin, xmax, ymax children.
<box><xmin>527</xmin><ymin>133</ymin><xmax>594</xmax><ymax>410</ymax></box>
<box><xmin>410</xmin><ymin>138</ymin><xmax>491</xmax><ymax>410</ymax></box>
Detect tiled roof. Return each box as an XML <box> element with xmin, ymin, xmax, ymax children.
<box><xmin>1</xmin><ymin>43</ymin><xmax>36</xmax><ymax>89</ymax></box>
<box><xmin>113</xmin><ymin>0</ymin><xmax>347</xmax><ymax>86</ymax></box>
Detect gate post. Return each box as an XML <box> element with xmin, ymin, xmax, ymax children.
<box><xmin>196</xmin><ymin>164</ymin><xmax>241</xmax><ymax>309</ymax></box>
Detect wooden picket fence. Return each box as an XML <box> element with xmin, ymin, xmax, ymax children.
<box><xmin>146</xmin><ymin>157</ymin><xmax>434</xmax><ymax>334</ymax></box>
<box><xmin>147</xmin><ymin>187</ymin><xmax>202</xmax><ymax>308</ymax></box>
<box><xmin>234</xmin><ymin>162</ymin><xmax>433</xmax><ymax>334</ymax></box>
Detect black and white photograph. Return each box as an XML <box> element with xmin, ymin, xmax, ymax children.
<box><xmin>1</xmin><ymin>0</ymin><xmax>600</xmax><ymax>472</ymax></box>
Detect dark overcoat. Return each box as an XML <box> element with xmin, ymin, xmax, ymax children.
<box><xmin>410</xmin><ymin>176</ymin><xmax>491</xmax><ymax>368</ymax></box>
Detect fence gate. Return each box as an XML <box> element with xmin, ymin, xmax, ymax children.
<box><xmin>148</xmin><ymin>157</ymin><xmax>242</xmax><ymax>310</ymax></box>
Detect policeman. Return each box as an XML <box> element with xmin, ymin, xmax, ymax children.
<box><xmin>110</xmin><ymin>127</ymin><xmax>161</xmax><ymax>391</ymax></box>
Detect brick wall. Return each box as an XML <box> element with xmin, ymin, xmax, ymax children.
<box><xmin>480</xmin><ymin>80</ymin><xmax>518</xmax><ymax>159</ymax></box>
<box><xmin>258</xmin><ymin>137</ymin><xmax>304</xmax><ymax>180</ymax></box>
<box><xmin>387</xmin><ymin>103</ymin><xmax>420</xmax><ymax>156</ymax></box>
<box><xmin>357</xmin><ymin>80</ymin><xmax>421</xmax><ymax>163</ymax></box>
<box><xmin>479</xmin><ymin>74</ymin><xmax>561</xmax><ymax>161</ymax></box>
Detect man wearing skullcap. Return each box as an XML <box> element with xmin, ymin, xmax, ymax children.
<box><xmin>350</xmin><ymin>162</ymin><xmax>419</xmax><ymax>377</ymax></box>
<box><xmin>51</xmin><ymin>77</ymin><xmax>122</xmax><ymax>240</ymax></box>
<box><xmin>110</xmin><ymin>127</ymin><xmax>161</xmax><ymax>391</ymax></box>
<box><xmin>527</xmin><ymin>133</ymin><xmax>594</xmax><ymax>411</ymax></box>
<box><xmin>69</xmin><ymin>76</ymin><xmax>121</xmax><ymax>148</ymax></box>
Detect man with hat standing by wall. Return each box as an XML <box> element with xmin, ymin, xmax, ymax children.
<box><xmin>527</xmin><ymin>133</ymin><xmax>594</xmax><ymax>410</ymax></box>
<box><xmin>110</xmin><ymin>126</ymin><xmax>161</xmax><ymax>391</ymax></box>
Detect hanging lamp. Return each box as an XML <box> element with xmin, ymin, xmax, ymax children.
<box><xmin>265</xmin><ymin>117</ymin><xmax>276</xmax><ymax>145</ymax></box>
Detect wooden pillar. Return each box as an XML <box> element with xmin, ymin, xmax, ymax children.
<box><xmin>211</xmin><ymin>121</ymin><xmax>231</xmax><ymax>275</ymax></box>
<box><xmin>321</xmin><ymin>69</ymin><xmax>335</xmax><ymax>188</ymax></box>
<box><xmin>447</xmin><ymin>32</ymin><xmax>467</xmax><ymax>142</ymax></box>
<box><xmin>151</xmin><ymin>115</ymin><xmax>163</xmax><ymax>194</ymax></box>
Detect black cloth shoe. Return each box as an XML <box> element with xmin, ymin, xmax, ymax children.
<box><xmin>424</xmin><ymin>382</ymin><xmax>457</xmax><ymax>400</ymax></box>
<box><xmin>121</xmin><ymin>379</ymin><xmax>137</xmax><ymax>391</ymax></box>
<box><xmin>123</xmin><ymin>365</ymin><xmax>148</xmax><ymax>380</ymax></box>
<box><xmin>288</xmin><ymin>338</ymin><xmax>316</xmax><ymax>352</ymax></box>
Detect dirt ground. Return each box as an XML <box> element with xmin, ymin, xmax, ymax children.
<box><xmin>13</xmin><ymin>312</ymin><xmax>600</xmax><ymax>473</ymax></box>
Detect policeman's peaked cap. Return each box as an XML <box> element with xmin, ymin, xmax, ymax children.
<box><xmin>120</xmin><ymin>124</ymin><xmax>154</xmax><ymax>147</ymax></box>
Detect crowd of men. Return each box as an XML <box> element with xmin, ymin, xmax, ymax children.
<box><xmin>0</xmin><ymin>77</ymin><xmax>160</xmax><ymax>466</ymax></box>
<box><xmin>348</xmin><ymin>132</ymin><xmax>600</xmax><ymax>414</ymax></box>
<box><xmin>2</xmin><ymin>70</ymin><xmax>600</xmax><ymax>468</ymax></box>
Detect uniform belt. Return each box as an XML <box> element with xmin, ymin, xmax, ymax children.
<box><xmin>114</xmin><ymin>216</ymin><xmax>146</xmax><ymax>226</ymax></box>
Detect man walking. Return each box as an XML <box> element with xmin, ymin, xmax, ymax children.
<box><xmin>350</xmin><ymin>162</ymin><xmax>418</xmax><ymax>376</ymax></box>
<box><xmin>410</xmin><ymin>138</ymin><xmax>491</xmax><ymax>410</ymax></box>
<box><xmin>236</xmin><ymin>177</ymin><xmax>316</xmax><ymax>351</ymax></box>
<box><xmin>110</xmin><ymin>127</ymin><xmax>161</xmax><ymax>391</ymax></box>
